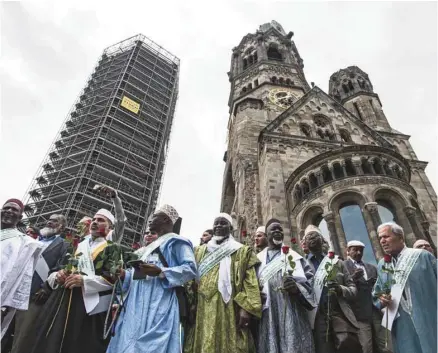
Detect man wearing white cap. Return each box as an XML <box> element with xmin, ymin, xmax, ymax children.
<box><xmin>107</xmin><ymin>204</ymin><xmax>197</xmax><ymax>353</ymax></box>
<box><xmin>185</xmin><ymin>213</ymin><xmax>262</xmax><ymax>353</ymax></box>
<box><xmin>30</xmin><ymin>208</ymin><xmax>123</xmax><ymax>353</ymax></box>
<box><xmin>254</xmin><ymin>226</ymin><xmax>268</xmax><ymax>253</ymax></box>
<box><xmin>344</xmin><ymin>240</ymin><xmax>386</xmax><ymax>353</ymax></box>
<box><xmin>304</xmin><ymin>225</ymin><xmax>361</xmax><ymax>353</ymax></box>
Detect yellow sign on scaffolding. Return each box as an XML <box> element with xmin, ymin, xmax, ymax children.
<box><xmin>121</xmin><ymin>96</ymin><xmax>140</xmax><ymax>114</ymax></box>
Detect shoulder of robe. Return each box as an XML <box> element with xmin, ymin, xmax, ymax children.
<box><xmin>235</xmin><ymin>245</ymin><xmax>260</xmax><ymax>268</ymax></box>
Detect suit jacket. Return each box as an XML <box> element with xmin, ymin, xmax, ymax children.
<box><xmin>307</xmin><ymin>257</ymin><xmax>360</xmax><ymax>332</ymax></box>
<box><xmin>30</xmin><ymin>236</ymin><xmax>68</xmax><ymax>295</ymax></box>
<box><xmin>344</xmin><ymin>258</ymin><xmax>377</xmax><ymax>323</ymax></box>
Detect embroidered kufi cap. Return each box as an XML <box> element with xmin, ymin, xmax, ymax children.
<box><xmin>256</xmin><ymin>226</ymin><xmax>266</xmax><ymax>234</ymax></box>
<box><xmin>95</xmin><ymin>209</ymin><xmax>115</xmax><ymax>225</ymax></box>
<box><xmin>155</xmin><ymin>204</ymin><xmax>179</xmax><ymax>225</ymax></box>
<box><xmin>304</xmin><ymin>224</ymin><xmax>322</xmax><ymax>238</ymax></box>
<box><xmin>347</xmin><ymin>240</ymin><xmax>365</xmax><ymax>248</ymax></box>
<box><xmin>3</xmin><ymin>198</ymin><xmax>24</xmax><ymax>212</ymax></box>
<box><xmin>216</xmin><ymin>212</ymin><xmax>233</xmax><ymax>225</ymax></box>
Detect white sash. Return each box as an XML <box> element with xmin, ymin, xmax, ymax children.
<box><xmin>199</xmin><ymin>239</ymin><xmax>242</xmax><ymax>278</ymax></box>
<box><xmin>35</xmin><ymin>255</ymin><xmax>50</xmax><ymax>282</ymax></box>
<box><xmin>308</xmin><ymin>255</ymin><xmax>339</xmax><ymax>328</ymax></box>
<box><xmin>257</xmin><ymin>248</ymin><xmax>307</xmax><ymax>311</ymax></box>
<box><xmin>135</xmin><ymin>233</ymin><xmax>174</xmax><ymax>262</ymax></box>
<box><xmin>382</xmin><ymin>248</ymin><xmax>421</xmax><ymax>330</ymax></box>
<box><xmin>77</xmin><ymin>239</ymin><xmax>96</xmax><ymax>277</ymax></box>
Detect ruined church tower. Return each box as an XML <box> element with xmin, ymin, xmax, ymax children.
<box><xmin>220</xmin><ymin>21</ymin><xmax>436</xmax><ymax>262</ymax></box>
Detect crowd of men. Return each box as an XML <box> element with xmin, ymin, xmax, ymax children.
<box><xmin>1</xmin><ymin>184</ymin><xmax>437</xmax><ymax>353</ymax></box>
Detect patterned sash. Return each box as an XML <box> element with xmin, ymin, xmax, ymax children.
<box><xmin>392</xmin><ymin>248</ymin><xmax>421</xmax><ymax>290</ymax></box>
<box><xmin>198</xmin><ymin>240</ymin><xmax>242</xmax><ymax>278</ymax></box>
<box><xmin>135</xmin><ymin>233</ymin><xmax>174</xmax><ymax>262</ymax></box>
<box><xmin>259</xmin><ymin>249</ymin><xmax>304</xmax><ymax>287</ymax></box>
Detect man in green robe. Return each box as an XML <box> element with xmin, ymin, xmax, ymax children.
<box><xmin>184</xmin><ymin>213</ymin><xmax>262</xmax><ymax>353</ymax></box>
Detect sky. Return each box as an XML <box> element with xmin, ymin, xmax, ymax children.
<box><xmin>1</xmin><ymin>1</ymin><xmax>437</xmax><ymax>246</ymax></box>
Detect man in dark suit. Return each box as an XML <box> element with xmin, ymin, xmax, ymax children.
<box><xmin>11</xmin><ymin>214</ymin><xmax>69</xmax><ymax>353</ymax></box>
<box><xmin>304</xmin><ymin>225</ymin><xmax>362</xmax><ymax>353</ymax></box>
<box><xmin>344</xmin><ymin>240</ymin><xmax>392</xmax><ymax>353</ymax></box>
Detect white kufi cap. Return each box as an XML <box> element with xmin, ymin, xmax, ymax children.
<box><xmin>95</xmin><ymin>209</ymin><xmax>115</xmax><ymax>225</ymax></box>
<box><xmin>256</xmin><ymin>226</ymin><xmax>266</xmax><ymax>234</ymax></box>
<box><xmin>155</xmin><ymin>204</ymin><xmax>179</xmax><ymax>225</ymax></box>
<box><xmin>347</xmin><ymin>240</ymin><xmax>365</xmax><ymax>248</ymax></box>
<box><xmin>304</xmin><ymin>224</ymin><xmax>322</xmax><ymax>237</ymax></box>
<box><xmin>216</xmin><ymin>212</ymin><xmax>233</xmax><ymax>225</ymax></box>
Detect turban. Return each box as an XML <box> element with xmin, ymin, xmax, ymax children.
<box><xmin>216</xmin><ymin>213</ymin><xmax>233</xmax><ymax>225</ymax></box>
<box><xmin>3</xmin><ymin>198</ymin><xmax>24</xmax><ymax>212</ymax></box>
<box><xmin>347</xmin><ymin>240</ymin><xmax>365</xmax><ymax>248</ymax></box>
<box><xmin>256</xmin><ymin>226</ymin><xmax>266</xmax><ymax>234</ymax></box>
<box><xmin>155</xmin><ymin>204</ymin><xmax>179</xmax><ymax>225</ymax></box>
<box><xmin>95</xmin><ymin>209</ymin><xmax>115</xmax><ymax>225</ymax></box>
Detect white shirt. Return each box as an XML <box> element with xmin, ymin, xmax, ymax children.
<box><xmin>348</xmin><ymin>256</ymin><xmax>368</xmax><ymax>280</ymax></box>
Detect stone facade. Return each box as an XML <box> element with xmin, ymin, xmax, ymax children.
<box><xmin>220</xmin><ymin>21</ymin><xmax>437</xmax><ymax>258</ymax></box>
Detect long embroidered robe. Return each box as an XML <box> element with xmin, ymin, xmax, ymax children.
<box><xmin>30</xmin><ymin>238</ymin><xmax>122</xmax><ymax>353</ymax></box>
<box><xmin>1</xmin><ymin>228</ymin><xmax>42</xmax><ymax>338</ymax></box>
<box><xmin>107</xmin><ymin>234</ymin><xmax>197</xmax><ymax>353</ymax></box>
<box><xmin>257</xmin><ymin>248</ymin><xmax>316</xmax><ymax>353</ymax></box>
<box><xmin>184</xmin><ymin>241</ymin><xmax>262</xmax><ymax>353</ymax></box>
<box><xmin>373</xmin><ymin>248</ymin><xmax>437</xmax><ymax>353</ymax></box>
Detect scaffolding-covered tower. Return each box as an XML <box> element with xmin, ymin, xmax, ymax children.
<box><xmin>22</xmin><ymin>34</ymin><xmax>180</xmax><ymax>245</ymax></box>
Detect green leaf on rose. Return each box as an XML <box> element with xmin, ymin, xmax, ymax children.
<box><xmin>95</xmin><ymin>260</ymin><xmax>104</xmax><ymax>270</ymax></box>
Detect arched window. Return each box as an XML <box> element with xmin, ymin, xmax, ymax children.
<box><xmin>339</xmin><ymin>203</ymin><xmax>376</xmax><ymax>264</ymax></box>
<box><xmin>248</xmin><ymin>56</ymin><xmax>254</xmax><ymax>65</ymax></box>
<box><xmin>253</xmin><ymin>52</ymin><xmax>258</xmax><ymax>62</ymax></box>
<box><xmin>293</xmin><ymin>185</ymin><xmax>302</xmax><ymax>203</ymax></box>
<box><xmin>248</xmin><ymin>83</ymin><xmax>252</xmax><ymax>90</ymax></box>
<box><xmin>321</xmin><ymin>165</ymin><xmax>333</xmax><ymax>182</ymax></box>
<box><xmin>300</xmin><ymin>124</ymin><xmax>311</xmax><ymax>137</ymax></box>
<box><xmin>279</xmin><ymin>77</ymin><xmax>284</xmax><ymax>85</ymax></box>
<box><xmin>267</xmin><ymin>43</ymin><xmax>283</xmax><ymax>61</ymax></box>
<box><xmin>314</xmin><ymin>115</ymin><xmax>329</xmax><ymax>128</ymax></box>
<box><xmin>243</xmin><ymin>59</ymin><xmax>248</xmax><ymax>70</ymax></box>
<box><xmin>361</xmin><ymin>158</ymin><xmax>372</xmax><ymax>174</ymax></box>
<box><xmin>377</xmin><ymin>200</ymin><xmax>397</xmax><ymax>223</ymax></box>
<box><xmin>348</xmin><ymin>80</ymin><xmax>354</xmax><ymax>91</ymax></box>
<box><xmin>383</xmin><ymin>161</ymin><xmax>394</xmax><ymax>176</ymax></box>
<box><xmin>342</xmin><ymin>84</ymin><xmax>349</xmax><ymax>94</ymax></box>
<box><xmin>333</xmin><ymin>162</ymin><xmax>344</xmax><ymax>179</ymax></box>
<box><xmin>372</xmin><ymin>158</ymin><xmax>384</xmax><ymax>174</ymax></box>
<box><xmin>241</xmin><ymin>87</ymin><xmax>247</xmax><ymax>95</ymax></box>
<box><xmin>271</xmin><ymin>76</ymin><xmax>278</xmax><ymax>84</ymax></box>
<box><xmin>285</xmin><ymin>78</ymin><xmax>292</xmax><ymax>85</ymax></box>
<box><xmin>309</xmin><ymin>173</ymin><xmax>318</xmax><ymax>189</ymax></box>
<box><xmin>345</xmin><ymin>158</ymin><xmax>356</xmax><ymax>176</ymax></box>
<box><xmin>301</xmin><ymin>180</ymin><xmax>310</xmax><ymax>195</ymax></box>
<box><xmin>317</xmin><ymin>129</ymin><xmax>325</xmax><ymax>139</ymax></box>
<box><xmin>339</xmin><ymin>129</ymin><xmax>351</xmax><ymax>142</ymax></box>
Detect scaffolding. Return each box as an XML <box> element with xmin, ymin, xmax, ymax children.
<box><xmin>22</xmin><ymin>34</ymin><xmax>180</xmax><ymax>246</ymax></box>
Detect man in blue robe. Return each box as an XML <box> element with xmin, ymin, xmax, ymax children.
<box><xmin>107</xmin><ymin>204</ymin><xmax>197</xmax><ymax>353</ymax></box>
<box><xmin>373</xmin><ymin>222</ymin><xmax>437</xmax><ymax>353</ymax></box>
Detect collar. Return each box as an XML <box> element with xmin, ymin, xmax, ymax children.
<box><xmin>90</xmin><ymin>236</ymin><xmax>106</xmax><ymax>244</ymax></box>
<box><xmin>348</xmin><ymin>256</ymin><xmax>364</xmax><ymax>265</ymax></box>
<box><xmin>39</xmin><ymin>234</ymin><xmax>58</xmax><ymax>242</ymax></box>
<box><xmin>393</xmin><ymin>245</ymin><xmax>408</xmax><ymax>259</ymax></box>
<box><xmin>307</xmin><ymin>252</ymin><xmax>326</xmax><ymax>261</ymax></box>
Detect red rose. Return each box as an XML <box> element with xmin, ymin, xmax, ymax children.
<box><xmin>291</xmin><ymin>237</ymin><xmax>297</xmax><ymax>244</ymax></box>
<box><xmin>383</xmin><ymin>254</ymin><xmax>392</xmax><ymax>263</ymax></box>
<box><xmin>65</xmin><ymin>233</ymin><xmax>73</xmax><ymax>241</ymax></box>
<box><xmin>98</xmin><ymin>225</ymin><xmax>107</xmax><ymax>235</ymax></box>
<box><xmin>282</xmin><ymin>245</ymin><xmax>290</xmax><ymax>254</ymax></box>
<box><xmin>72</xmin><ymin>237</ymin><xmax>80</xmax><ymax>248</ymax></box>
<box><xmin>132</xmin><ymin>242</ymin><xmax>141</xmax><ymax>250</ymax></box>
<box><xmin>328</xmin><ymin>251</ymin><xmax>335</xmax><ymax>259</ymax></box>
<box><xmin>241</xmin><ymin>230</ymin><xmax>247</xmax><ymax>238</ymax></box>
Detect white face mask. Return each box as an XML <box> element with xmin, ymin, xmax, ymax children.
<box><xmin>273</xmin><ymin>239</ymin><xmax>283</xmax><ymax>246</ymax></box>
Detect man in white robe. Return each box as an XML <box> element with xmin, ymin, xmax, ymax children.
<box><xmin>1</xmin><ymin>198</ymin><xmax>42</xmax><ymax>342</ymax></box>
<box><xmin>373</xmin><ymin>222</ymin><xmax>437</xmax><ymax>353</ymax></box>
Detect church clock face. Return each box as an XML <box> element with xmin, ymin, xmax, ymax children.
<box><xmin>268</xmin><ymin>88</ymin><xmax>298</xmax><ymax>109</ymax></box>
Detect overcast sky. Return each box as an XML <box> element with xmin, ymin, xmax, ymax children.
<box><xmin>1</xmin><ymin>1</ymin><xmax>436</xmax><ymax>246</ymax></box>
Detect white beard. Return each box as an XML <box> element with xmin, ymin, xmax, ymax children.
<box><xmin>40</xmin><ymin>227</ymin><xmax>56</xmax><ymax>237</ymax></box>
<box><xmin>212</xmin><ymin>235</ymin><xmax>229</xmax><ymax>242</ymax></box>
<box><xmin>273</xmin><ymin>239</ymin><xmax>283</xmax><ymax>245</ymax></box>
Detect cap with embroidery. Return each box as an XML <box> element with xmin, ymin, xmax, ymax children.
<box><xmin>95</xmin><ymin>209</ymin><xmax>115</xmax><ymax>225</ymax></box>
<box><xmin>155</xmin><ymin>204</ymin><xmax>179</xmax><ymax>225</ymax></box>
<box><xmin>216</xmin><ymin>212</ymin><xmax>233</xmax><ymax>225</ymax></box>
<box><xmin>304</xmin><ymin>224</ymin><xmax>322</xmax><ymax>237</ymax></box>
<box><xmin>256</xmin><ymin>226</ymin><xmax>266</xmax><ymax>234</ymax></box>
<box><xmin>347</xmin><ymin>240</ymin><xmax>365</xmax><ymax>248</ymax></box>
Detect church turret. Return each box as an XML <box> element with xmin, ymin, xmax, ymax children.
<box><xmin>329</xmin><ymin>66</ymin><xmax>391</xmax><ymax>131</ymax></box>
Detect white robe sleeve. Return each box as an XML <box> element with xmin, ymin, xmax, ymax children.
<box><xmin>47</xmin><ymin>272</ymin><xmax>59</xmax><ymax>289</ymax></box>
<box><xmin>83</xmin><ymin>275</ymin><xmax>112</xmax><ymax>294</ymax></box>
